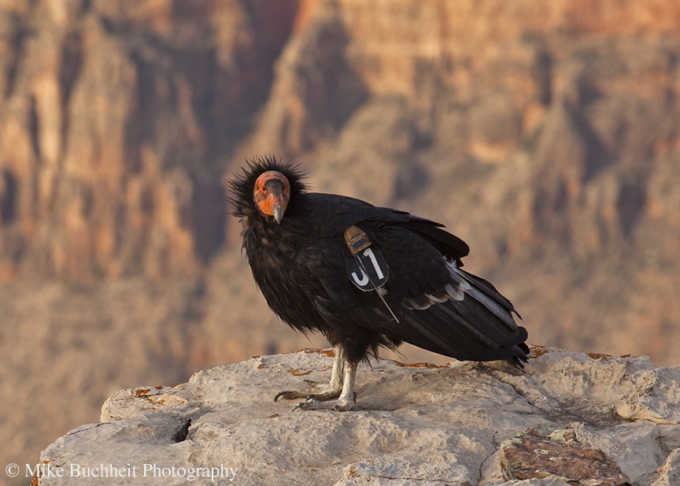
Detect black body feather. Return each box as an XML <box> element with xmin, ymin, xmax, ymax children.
<box><xmin>228</xmin><ymin>158</ymin><xmax>529</xmax><ymax>366</ymax></box>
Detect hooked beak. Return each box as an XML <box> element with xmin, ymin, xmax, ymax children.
<box><xmin>265</xmin><ymin>180</ymin><xmax>286</xmax><ymax>224</ymax></box>
<box><xmin>272</xmin><ymin>204</ymin><xmax>283</xmax><ymax>224</ymax></box>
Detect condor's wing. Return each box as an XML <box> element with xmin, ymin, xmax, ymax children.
<box><xmin>299</xmin><ymin>192</ymin><xmax>469</xmax><ymax>261</ymax></box>
<box><xmin>294</xmin><ymin>193</ymin><xmax>527</xmax><ymax>365</ymax></box>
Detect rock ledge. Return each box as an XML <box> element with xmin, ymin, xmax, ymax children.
<box><xmin>38</xmin><ymin>347</ymin><xmax>680</xmax><ymax>485</ymax></box>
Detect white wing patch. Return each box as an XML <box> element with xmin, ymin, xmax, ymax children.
<box><xmin>402</xmin><ymin>260</ymin><xmax>517</xmax><ymax>332</ymax></box>
<box><xmin>403</xmin><ymin>259</ymin><xmax>469</xmax><ymax>310</ymax></box>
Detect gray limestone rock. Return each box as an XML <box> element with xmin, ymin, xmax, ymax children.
<box><xmin>38</xmin><ymin>348</ymin><xmax>679</xmax><ymax>485</ymax></box>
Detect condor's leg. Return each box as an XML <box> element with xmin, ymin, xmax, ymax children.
<box><xmin>327</xmin><ymin>344</ymin><xmax>345</xmax><ymax>391</ymax></box>
<box><xmin>334</xmin><ymin>359</ymin><xmax>357</xmax><ymax>411</ymax></box>
<box><xmin>274</xmin><ymin>345</ymin><xmax>345</xmax><ymax>402</ymax></box>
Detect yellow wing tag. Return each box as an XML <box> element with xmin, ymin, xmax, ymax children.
<box><xmin>343</xmin><ymin>225</ymin><xmax>399</xmax><ymax>322</ymax></box>
<box><xmin>343</xmin><ymin>225</ymin><xmax>389</xmax><ymax>291</ymax></box>
<box><xmin>344</xmin><ymin>225</ymin><xmax>372</xmax><ymax>255</ymax></box>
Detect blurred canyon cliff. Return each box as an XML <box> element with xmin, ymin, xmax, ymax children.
<box><xmin>0</xmin><ymin>0</ymin><xmax>679</xmax><ymax>483</ymax></box>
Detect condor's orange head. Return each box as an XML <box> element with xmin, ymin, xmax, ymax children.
<box><xmin>253</xmin><ymin>170</ymin><xmax>291</xmax><ymax>223</ymax></box>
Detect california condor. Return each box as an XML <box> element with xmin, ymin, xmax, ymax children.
<box><xmin>228</xmin><ymin>158</ymin><xmax>528</xmax><ymax>410</ymax></box>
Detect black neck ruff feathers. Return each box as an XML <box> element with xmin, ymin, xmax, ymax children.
<box><xmin>226</xmin><ymin>157</ymin><xmax>307</xmax><ymax>219</ymax></box>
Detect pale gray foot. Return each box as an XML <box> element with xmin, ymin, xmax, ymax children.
<box><xmin>274</xmin><ymin>345</ymin><xmax>345</xmax><ymax>403</ymax></box>
<box><xmin>292</xmin><ymin>361</ymin><xmax>357</xmax><ymax>411</ymax></box>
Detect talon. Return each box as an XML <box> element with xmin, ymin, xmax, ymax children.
<box><xmin>274</xmin><ymin>390</ymin><xmax>306</xmax><ymax>401</ymax></box>
<box><xmin>274</xmin><ymin>388</ymin><xmax>341</xmax><ymax>403</ymax></box>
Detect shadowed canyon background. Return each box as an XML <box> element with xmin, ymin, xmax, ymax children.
<box><xmin>1</xmin><ymin>0</ymin><xmax>679</xmax><ymax>482</ymax></box>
